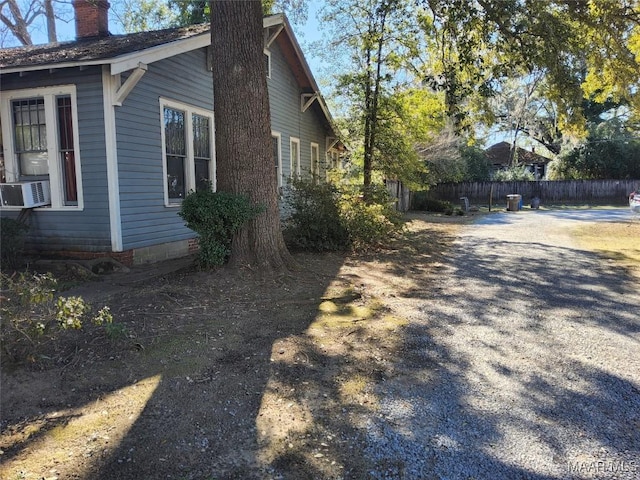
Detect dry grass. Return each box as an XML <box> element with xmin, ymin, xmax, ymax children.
<box><xmin>571</xmin><ymin>220</ymin><xmax>640</xmax><ymax>278</ymax></box>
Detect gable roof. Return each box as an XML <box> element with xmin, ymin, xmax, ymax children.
<box><xmin>485</xmin><ymin>141</ymin><xmax>552</xmax><ymax>165</ymax></box>
<box><xmin>264</xmin><ymin>14</ymin><xmax>313</xmax><ymax>92</ymax></box>
<box><xmin>0</xmin><ymin>14</ymin><xmax>341</xmax><ymax>142</ymax></box>
<box><xmin>0</xmin><ymin>23</ymin><xmax>210</xmax><ymax>75</ymax></box>
<box><xmin>0</xmin><ymin>14</ymin><xmax>316</xmax><ymax>87</ymax></box>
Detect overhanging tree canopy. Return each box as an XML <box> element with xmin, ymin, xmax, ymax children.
<box><xmin>421</xmin><ymin>0</ymin><xmax>640</xmax><ymax>135</ymax></box>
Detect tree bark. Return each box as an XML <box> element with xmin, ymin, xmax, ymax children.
<box><xmin>44</xmin><ymin>0</ymin><xmax>56</xmax><ymax>43</ymax></box>
<box><xmin>362</xmin><ymin>19</ymin><xmax>373</xmax><ymax>194</ymax></box>
<box><xmin>210</xmin><ymin>0</ymin><xmax>294</xmax><ymax>272</ymax></box>
<box><xmin>365</xmin><ymin>6</ymin><xmax>387</xmax><ymax>199</ymax></box>
<box><xmin>362</xmin><ymin>3</ymin><xmax>388</xmax><ymax>201</ymax></box>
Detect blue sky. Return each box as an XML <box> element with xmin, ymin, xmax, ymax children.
<box><xmin>289</xmin><ymin>3</ymin><xmax>325</xmax><ymax>79</ymax></box>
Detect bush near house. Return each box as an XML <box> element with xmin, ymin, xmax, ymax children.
<box><xmin>0</xmin><ymin>271</ymin><xmax>117</xmax><ymax>365</ymax></box>
<box><xmin>283</xmin><ymin>179</ymin><xmax>403</xmax><ymax>251</ymax></box>
<box><xmin>283</xmin><ymin>180</ymin><xmax>350</xmax><ymax>251</ymax></box>
<box><xmin>492</xmin><ymin>165</ymin><xmax>535</xmax><ymax>181</ymax></box>
<box><xmin>549</xmin><ymin>138</ymin><xmax>640</xmax><ymax>180</ymax></box>
<box><xmin>411</xmin><ymin>194</ymin><xmax>453</xmax><ymax>213</ymax></box>
<box><xmin>0</xmin><ymin>218</ymin><xmax>29</xmax><ymax>270</ymax></box>
<box><xmin>179</xmin><ymin>189</ymin><xmax>263</xmax><ymax>268</ymax></box>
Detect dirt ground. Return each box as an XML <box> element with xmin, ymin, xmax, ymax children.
<box><xmin>1</xmin><ymin>213</ymin><xmax>470</xmax><ymax>480</ymax></box>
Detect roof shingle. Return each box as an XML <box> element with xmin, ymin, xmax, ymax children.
<box><xmin>0</xmin><ymin>23</ymin><xmax>209</xmax><ymax>69</ymax></box>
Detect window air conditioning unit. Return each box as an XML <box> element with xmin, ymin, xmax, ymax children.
<box><xmin>0</xmin><ymin>181</ymin><xmax>51</xmax><ymax>208</ymax></box>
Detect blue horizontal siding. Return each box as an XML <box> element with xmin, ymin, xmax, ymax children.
<box><xmin>0</xmin><ymin>67</ymin><xmax>112</xmax><ymax>252</ymax></box>
<box><xmin>267</xmin><ymin>41</ymin><xmax>330</xmax><ymax>180</ymax></box>
<box><xmin>2</xmin><ymin>36</ymin><xmax>335</xmax><ymax>256</ymax></box>
<box><xmin>116</xmin><ymin>49</ymin><xmax>212</xmax><ymax>250</ymax></box>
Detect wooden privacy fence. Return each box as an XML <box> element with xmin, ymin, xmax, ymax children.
<box><xmin>385</xmin><ymin>179</ymin><xmax>411</xmax><ymax>212</ymax></box>
<box><xmin>421</xmin><ymin>180</ymin><xmax>640</xmax><ymax>207</ymax></box>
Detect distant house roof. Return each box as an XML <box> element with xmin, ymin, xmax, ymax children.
<box><xmin>485</xmin><ymin>141</ymin><xmax>552</xmax><ymax>166</ymax></box>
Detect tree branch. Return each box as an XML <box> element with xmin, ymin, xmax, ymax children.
<box><xmin>1</xmin><ymin>0</ymin><xmax>33</xmax><ymax>45</ymax></box>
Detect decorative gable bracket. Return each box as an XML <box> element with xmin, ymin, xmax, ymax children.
<box><xmin>264</xmin><ymin>24</ymin><xmax>284</xmax><ymax>49</ymax></box>
<box><xmin>113</xmin><ymin>62</ymin><xmax>148</xmax><ymax>106</ymax></box>
<box><xmin>301</xmin><ymin>92</ymin><xmax>319</xmax><ymax>113</ymax></box>
<box><xmin>326</xmin><ymin>137</ymin><xmax>340</xmax><ymax>152</ymax></box>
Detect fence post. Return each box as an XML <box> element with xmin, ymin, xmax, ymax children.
<box><xmin>489</xmin><ymin>184</ymin><xmax>494</xmax><ymax>211</ymax></box>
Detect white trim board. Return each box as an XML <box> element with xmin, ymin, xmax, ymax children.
<box><xmin>102</xmin><ymin>66</ymin><xmax>123</xmax><ymax>251</ymax></box>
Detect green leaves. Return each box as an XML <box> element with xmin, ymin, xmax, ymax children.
<box><xmin>56</xmin><ymin>296</ymin><xmax>89</xmax><ymax>330</ymax></box>
<box><xmin>283</xmin><ymin>179</ymin><xmax>350</xmax><ymax>252</ymax></box>
<box><xmin>1</xmin><ymin>272</ymin><xmax>117</xmax><ymax>364</ymax></box>
<box><xmin>552</xmin><ymin>138</ymin><xmax>640</xmax><ymax>180</ymax></box>
<box><xmin>283</xmin><ymin>179</ymin><xmax>402</xmax><ymax>251</ymax></box>
<box><xmin>421</xmin><ymin>0</ymin><xmax>640</xmax><ymax>135</ymax></box>
<box><xmin>178</xmin><ymin>189</ymin><xmax>263</xmax><ymax>268</ymax></box>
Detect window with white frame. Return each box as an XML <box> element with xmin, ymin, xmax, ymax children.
<box><xmin>192</xmin><ymin>113</ymin><xmax>212</xmax><ymax>192</ymax></box>
<box><xmin>310</xmin><ymin>142</ymin><xmax>320</xmax><ymax>182</ymax></box>
<box><xmin>0</xmin><ymin>85</ymin><xmax>82</xmax><ymax>208</ymax></box>
<box><xmin>326</xmin><ymin>149</ymin><xmax>340</xmax><ymax>180</ymax></box>
<box><xmin>290</xmin><ymin>137</ymin><xmax>300</xmax><ymax>179</ymax></box>
<box><xmin>160</xmin><ymin>98</ymin><xmax>214</xmax><ymax>205</ymax></box>
<box><xmin>0</xmin><ymin>123</ymin><xmax>4</xmax><ymax>183</ymax></box>
<box><xmin>272</xmin><ymin>131</ymin><xmax>282</xmax><ymax>188</ymax></box>
<box><xmin>264</xmin><ymin>49</ymin><xmax>272</xmax><ymax>78</ymax></box>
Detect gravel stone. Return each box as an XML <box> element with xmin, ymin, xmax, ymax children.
<box><xmin>364</xmin><ymin>209</ymin><xmax>640</xmax><ymax>480</ymax></box>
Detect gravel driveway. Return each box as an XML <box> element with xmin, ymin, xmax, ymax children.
<box><xmin>365</xmin><ymin>209</ymin><xmax>640</xmax><ymax>480</ymax></box>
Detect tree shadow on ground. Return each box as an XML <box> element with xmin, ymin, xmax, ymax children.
<box><xmin>352</xmin><ymin>213</ymin><xmax>640</xmax><ymax>479</ymax></box>
<box><xmin>0</xmin><ymin>251</ymin><xmax>345</xmax><ymax>479</ymax></box>
<box><xmin>2</xmin><ymin>213</ymin><xmax>639</xmax><ymax>479</ymax></box>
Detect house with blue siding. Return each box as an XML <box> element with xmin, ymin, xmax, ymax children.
<box><xmin>0</xmin><ymin>0</ymin><xmax>342</xmax><ymax>265</ymax></box>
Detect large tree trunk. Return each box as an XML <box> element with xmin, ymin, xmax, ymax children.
<box><xmin>210</xmin><ymin>0</ymin><xmax>294</xmax><ymax>272</ymax></box>
<box><xmin>361</xmin><ymin>2</ymin><xmax>390</xmax><ymax>201</ymax></box>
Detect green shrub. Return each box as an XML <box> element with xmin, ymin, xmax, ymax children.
<box><xmin>492</xmin><ymin>166</ymin><xmax>535</xmax><ymax>181</ymax></box>
<box><xmin>0</xmin><ymin>271</ymin><xmax>116</xmax><ymax>364</ymax></box>
<box><xmin>460</xmin><ymin>145</ymin><xmax>492</xmax><ymax>181</ymax></box>
<box><xmin>283</xmin><ymin>180</ymin><xmax>403</xmax><ymax>251</ymax></box>
<box><xmin>0</xmin><ymin>218</ymin><xmax>29</xmax><ymax>270</ymax></box>
<box><xmin>550</xmin><ymin>138</ymin><xmax>640</xmax><ymax>180</ymax></box>
<box><xmin>338</xmin><ymin>185</ymin><xmax>403</xmax><ymax>248</ymax></box>
<box><xmin>179</xmin><ymin>188</ymin><xmax>263</xmax><ymax>268</ymax></box>
<box><xmin>412</xmin><ymin>195</ymin><xmax>453</xmax><ymax>213</ymax></box>
<box><xmin>283</xmin><ymin>179</ymin><xmax>350</xmax><ymax>251</ymax></box>
<box><xmin>104</xmin><ymin>320</ymin><xmax>128</xmax><ymax>340</ymax></box>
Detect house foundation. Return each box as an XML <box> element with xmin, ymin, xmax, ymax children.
<box><xmin>29</xmin><ymin>238</ymin><xmax>200</xmax><ymax>267</ymax></box>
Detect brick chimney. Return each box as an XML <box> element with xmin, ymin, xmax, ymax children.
<box><xmin>73</xmin><ymin>0</ymin><xmax>110</xmax><ymax>39</ymax></box>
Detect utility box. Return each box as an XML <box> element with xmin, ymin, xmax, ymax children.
<box><xmin>506</xmin><ymin>194</ymin><xmax>522</xmax><ymax>211</ymax></box>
